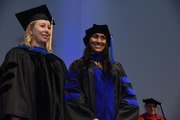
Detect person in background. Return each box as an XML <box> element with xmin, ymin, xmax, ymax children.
<box><xmin>139</xmin><ymin>98</ymin><xmax>167</xmax><ymax>120</ymax></box>
<box><xmin>64</xmin><ymin>24</ymin><xmax>139</xmax><ymax>120</ymax></box>
<box><xmin>0</xmin><ymin>4</ymin><xmax>67</xmax><ymax>120</ymax></box>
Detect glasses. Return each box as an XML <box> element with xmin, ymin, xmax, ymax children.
<box><xmin>146</xmin><ymin>104</ymin><xmax>157</xmax><ymax>108</ymax></box>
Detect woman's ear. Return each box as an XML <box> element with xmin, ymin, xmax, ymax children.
<box><xmin>28</xmin><ymin>27</ymin><xmax>33</xmax><ymax>35</ymax></box>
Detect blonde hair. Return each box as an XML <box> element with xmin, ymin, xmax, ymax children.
<box><xmin>21</xmin><ymin>20</ymin><xmax>53</xmax><ymax>53</ymax></box>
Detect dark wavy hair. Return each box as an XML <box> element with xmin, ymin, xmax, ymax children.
<box><xmin>81</xmin><ymin>42</ymin><xmax>113</xmax><ymax>77</ymax></box>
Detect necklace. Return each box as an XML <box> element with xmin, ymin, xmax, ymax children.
<box><xmin>93</xmin><ymin>61</ymin><xmax>102</xmax><ymax>68</ymax></box>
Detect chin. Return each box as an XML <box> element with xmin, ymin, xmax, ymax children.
<box><xmin>92</xmin><ymin>50</ymin><xmax>102</xmax><ymax>54</ymax></box>
<box><xmin>41</xmin><ymin>40</ymin><xmax>48</xmax><ymax>43</ymax></box>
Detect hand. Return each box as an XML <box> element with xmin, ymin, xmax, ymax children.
<box><xmin>0</xmin><ymin>62</ymin><xmax>17</xmax><ymax>95</ymax></box>
<box><xmin>93</xmin><ymin>118</ymin><xmax>99</xmax><ymax>120</ymax></box>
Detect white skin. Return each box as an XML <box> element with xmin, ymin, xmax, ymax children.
<box><xmin>29</xmin><ymin>20</ymin><xmax>51</xmax><ymax>48</ymax></box>
<box><xmin>93</xmin><ymin>118</ymin><xmax>99</xmax><ymax>120</ymax></box>
<box><xmin>9</xmin><ymin>20</ymin><xmax>51</xmax><ymax>120</ymax></box>
<box><xmin>144</xmin><ymin>104</ymin><xmax>158</xmax><ymax>116</ymax></box>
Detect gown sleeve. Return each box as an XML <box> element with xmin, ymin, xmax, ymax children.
<box><xmin>1</xmin><ymin>48</ymin><xmax>67</xmax><ymax>120</ymax></box>
<box><xmin>0</xmin><ymin>62</ymin><xmax>17</xmax><ymax>95</ymax></box>
<box><xmin>114</xmin><ymin>62</ymin><xmax>139</xmax><ymax>120</ymax></box>
<box><xmin>64</xmin><ymin>60</ymin><xmax>96</xmax><ymax>120</ymax></box>
<box><xmin>0</xmin><ymin>48</ymin><xmax>29</xmax><ymax>119</ymax></box>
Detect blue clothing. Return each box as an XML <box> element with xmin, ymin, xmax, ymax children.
<box><xmin>64</xmin><ymin>58</ymin><xmax>139</xmax><ymax>120</ymax></box>
<box><xmin>94</xmin><ymin>68</ymin><xmax>114</xmax><ymax>120</ymax></box>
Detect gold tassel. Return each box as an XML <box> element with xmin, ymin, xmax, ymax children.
<box><xmin>47</xmin><ymin>18</ymin><xmax>54</xmax><ymax>52</ymax></box>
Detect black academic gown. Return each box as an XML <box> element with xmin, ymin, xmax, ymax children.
<box><xmin>0</xmin><ymin>46</ymin><xmax>67</xmax><ymax>120</ymax></box>
<box><xmin>64</xmin><ymin>59</ymin><xmax>139</xmax><ymax>120</ymax></box>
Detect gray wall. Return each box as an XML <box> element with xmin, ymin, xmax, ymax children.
<box><xmin>1</xmin><ymin>0</ymin><xmax>180</xmax><ymax>119</ymax></box>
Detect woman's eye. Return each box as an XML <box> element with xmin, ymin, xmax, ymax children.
<box><xmin>40</xmin><ymin>24</ymin><xmax>45</xmax><ymax>27</ymax></box>
<box><xmin>101</xmin><ymin>36</ymin><xmax>106</xmax><ymax>40</ymax></box>
<box><xmin>92</xmin><ymin>35</ymin><xmax>99</xmax><ymax>39</ymax></box>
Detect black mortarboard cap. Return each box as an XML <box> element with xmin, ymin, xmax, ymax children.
<box><xmin>143</xmin><ymin>98</ymin><xmax>161</xmax><ymax>105</ymax></box>
<box><xmin>143</xmin><ymin>98</ymin><xmax>167</xmax><ymax>119</ymax></box>
<box><xmin>83</xmin><ymin>24</ymin><xmax>111</xmax><ymax>47</ymax></box>
<box><xmin>15</xmin><ymin>4</ymin><xmax>55</xmax><ymax>30</ymax></box>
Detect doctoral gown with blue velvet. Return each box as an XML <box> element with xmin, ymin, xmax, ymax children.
<box><xmin>64</xmin><ymin>58</ymin><xmax>139</xmax><ymax>120</ymax></box>
<box><xmin>0</xmin><ymin>46</ymin><xmax>67</xmax><ymax>120</ymax></box>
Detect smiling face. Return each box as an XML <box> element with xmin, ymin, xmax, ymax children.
<box><xmin>29</xmin><ymin>20</ymin><xmax>51</xmax><ymax>48</ymax></box>
<box><xmin>89</xmin><ymin>33</ymin><xmax>107</xmax><ymax>54</ymax></box>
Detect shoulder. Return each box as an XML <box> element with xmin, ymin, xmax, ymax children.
<box><xmin>0</xmin><ymin>47</ymin><xmax>25</xmax><ymax>67</ymax></box>
<box><xmin>72</xmin><ymin>58</ymin><xmax>83</xmax><ymax>63</ymax></box>
<box><xmin>111</xmin><ymin>62</ymin><xmax>124</xmax><ymax>72</ymax></box>
<box><xmin>4</xmin><ymin>47</ymin><xmax>27</xmax><ymax>58</ymax></box>
<box><xmin>111</xmin><ymin>61</ymin><xmax>123</xmax><ymax>68</ymax></box>
<box><xmin>70</xmin><ymin>58</ymin><xmax>83</xmax><ymax>66</ymax></box>
<box><xmin>7</xmin><ymin>47</ymin><xmax>25</xmax><ymax>53</ymax></box>
<box><xmin>68</xmin><ymin>58</ymin><xmax>84</xmax><ymax>71</ymax></box>
<box><xmin>155</xmin><ymin>114</ymin><xmax>165</xmax><ymax>119</ymax></box>
<box><xmin>138</xmin><ymin>115</ymin><xmax>144</xmax><ymax>120</ymax></box>
<box><xmin>50</xmin><ymin>53</ymin><xmax>66</xmax><ymax>63</ymax></box>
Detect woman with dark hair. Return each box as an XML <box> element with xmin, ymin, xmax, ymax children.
<box><xmin>64</xmin><ymin>24</ymin><xmax>139</xmax><ymax>120</ymax></box>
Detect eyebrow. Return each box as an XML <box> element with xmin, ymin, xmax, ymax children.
<box><xmin>93</xmin><ymin>33</ymin><xmax>105</xmax><ymax>35</ymax></box>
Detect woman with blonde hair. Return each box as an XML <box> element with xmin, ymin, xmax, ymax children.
<box><xmin>0</xmin><ymin>4</ymin><xmax>67</xmax><ymax>120</ymax></box>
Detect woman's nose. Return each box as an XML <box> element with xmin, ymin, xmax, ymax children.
<box><xmin>45</xmin><ymin>27</ymin><xmax>50</xmax><ymax>33</ymax></box>
<box><xmin>96</xmin><ymin>37</ymin><xmax>102</xmax><ymax>42</ymax></box>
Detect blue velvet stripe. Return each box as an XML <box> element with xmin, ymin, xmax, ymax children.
<box><xmin>125</xmin><ymin>98</ymin><xmax>139</xmax><ymax>106</ymax></box>
<box><xmin>94</xmin><ymin>68</ymin><xmax>115</xmax><ymax>120</ymax></box>
<box><xmin>121</xmin><ymin>76</ymin><xmax>131</xmax><ymax>84</ymax></box>
<box><xmin>90</xmin><ymin>54</ymin><xmax>102</xmax><ymax>62</ymax></box>
<box><xmin>65</xmin><ymin>93</ymin><xmax>81</xmax><ymax>101</ymax></box>
<box><xmin>16</xmin><ymin>45</ymin><xmax>50</xmax><ymax>54</ymax></box>
<box><xmin>110</xmin><ymin>35</ymin><xmax>115</xmax><ymax>63</ymax></box>
<box><xmin>126</xmin><ymin>88</ymin><xmax>136</xmax><ymax>95</ymax></box>
<box><xmin>64</xmin><ymin>82</ymin><xmax>79</xmax><ymax>89</ymax></box>
<box><xmin>66</xmin><ymin>72</ymin><xmax>78</xmax><ymax>79</ymax></box>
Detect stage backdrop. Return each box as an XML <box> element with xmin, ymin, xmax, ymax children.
<box><xmin>1</xmin><ymin>0</ymin><xmax>180</xmax><ymax>119</ymax></box>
